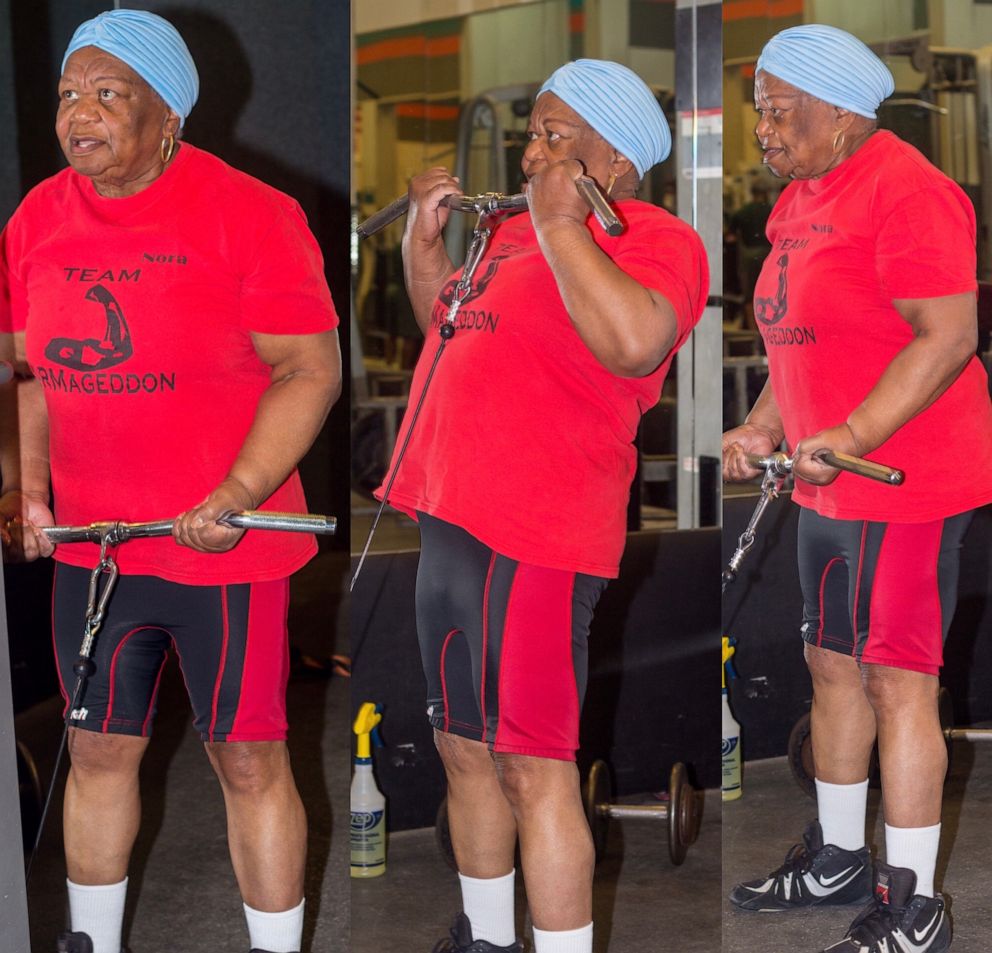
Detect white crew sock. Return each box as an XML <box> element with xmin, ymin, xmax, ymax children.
<box><xmin>532</xmin><ymin>922</ymin><xmax>593</xmax><ymax>953</ymax></box>
<box><xmin>815</xmin><ymin>778</ymin><xmax>869</xmax><ymax>851</ymax></box>
<box><xmin>885</xmin><ymin>822</ymin><xmax>941</xmax><ymax>898</ymax></box>
<box><xmin>67</xmin><ymin>876</ymin><xmax>127</xmax><ymax>953</ymax></box>
<box><xmin>243</xmin><ymin>898</ymin><xmax>305</xmax><ymax>953</ymax></box>
<box><xmin>458</xmin><ymin>870</ymin><xmax>516</xmax><ymax>946</ymax></box>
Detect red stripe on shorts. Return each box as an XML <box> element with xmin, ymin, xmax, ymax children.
<box><xmin>817</xmin><ymin>557</ymin><xmax>843</xmax><ymax>647</ymax></box>
<box><xmin>480</xmin><ymin>553</ymin><xmax>497</xmax><ymax>742</ymax></box>
<box><xmin>494</xmin><ymin>564</ymin><xmax>578</xmax><ymax>758</ymax></box>
<box><xmin>208</xmin><ymin>586</ymin><xmax>231</xmax><ymax>742</ymax></box>
<box><xmin>863</xmin><ymin>522</ymin><xmax>945</xmax><ymax>674</ymax></box>
<box><xmin>103</xmin><ymin>626</ymin><xmax>165</xmax><ymax>733</ymax></box>
<box><xmin>439</xmin><ymin>628</ymin><xmax>459</xmax><ymax>734</ymax></box>
<box><xmin>226</xmin><ymin>579</ymin><xmax>291</xmax><ymax>741</ymax></box>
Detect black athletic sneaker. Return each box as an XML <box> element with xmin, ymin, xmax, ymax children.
<box><xmin>56</xmin><ymin>933</ymin><xmax>131</xmax><ymax>953</ymax></box>
<box><xmin>57</xmin><ymin>933</ymin><xmax>93</xmax><ymax>953</ymax></box>
<box><xmin>432</xmin><ymin>913</ymin><xmax>524</xmax><ymax>953</ymax></box>
<box><xmin>729</xmin><ymin>820</ymin><xmax>873</xmax><ymax>912</ymax></box>
<box><xmin>822</xmin><ymin>862</ymin><xmax>950</xmax><ymax>953</ymax></box>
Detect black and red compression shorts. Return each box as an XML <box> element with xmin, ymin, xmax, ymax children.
<box><xmin>797</xmin><ymin>508</ymin><xmax>973</xmax><ymax>676</ymax></box>
<box><xmin>415</xmin><ymin>512</ymin><xmax>608</xmax><ymax>761</ymax></box>
<box><xmin>52</xmin><ymin>564</ymin><xmax>291</xmax><ymax>742</ymax></box>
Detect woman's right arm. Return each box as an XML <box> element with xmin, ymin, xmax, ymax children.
<box><xmin>401</xmin><ymin>167</ymin><xmax>462</xmax><ymax>333</ymax></box>
<box><xmin>722</xmin><ymin>377</ymin><xmax>785</xmax><ymax>482</ymax></box>
<box><xmin>0</xmin><ymin>331</ymin><xmax>55</xmax><ymax>559</ymax></box>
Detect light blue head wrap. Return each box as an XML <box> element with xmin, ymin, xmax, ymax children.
<box><xmin>757</xmin><ymin>24</ymin><xmax>894</xmax><ymax>119</ymax></box>
<box><xmin>62</xmin><ymin>10</ymin><xmax>199</xmax><ymax>128</ymax></box>
<box><xmin>538</xmin><ymin>59</ymin><xmax>671</xmax><ymax>178</ymax></box>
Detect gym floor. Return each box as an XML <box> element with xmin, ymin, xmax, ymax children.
<box><xmin>18</xmin><ymin>552</ymin><xmax>350</xmax><ymax>953</ymax></box>
<box><xmin>351</xmin><ymin>788</ymin><xmax>721</xmax><ymax>953</ymax></box>
<box><xmin>723</xmin><ymin>746</ymin><xmax>992</xmax><ymax>953</ymax></box>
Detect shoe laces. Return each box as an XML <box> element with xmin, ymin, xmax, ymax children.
<box><xmin>847</xmin><ymin>897</ymin><xmax>903</xmax><ymax>944</ymax></box>
<box><xmin>432</xmin><ymin>929</ymin><xmax>464</xmax><ymax>953</ymax></box>
<box><xmin>770</xmin><ymin>841</ymin><xmax>814</xmax><ymax>880</ymax></box>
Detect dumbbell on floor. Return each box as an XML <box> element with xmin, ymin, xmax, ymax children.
<box><xmin>787</xmin><ymin>686</ymin><xmax>957</xmax><ymax>798</ymax></box>
<box><xmin>584</xmin><ymin>759</ymin><xmax>701</xmax><ymax>866</ymax></box>
<box><xmin>434</xmin><ymin>760</ymin><xmax>700</xmax><ymax>870</ymax></box>
<box><xmin>435</xmin><ymin>759</ymin><xmax>702</xmax><ymax>869</ymax></box>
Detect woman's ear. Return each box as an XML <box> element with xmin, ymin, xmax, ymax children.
<box><xmin>833</xmin><ymin>106</ymin><xmax>857</xmax><ymax>134</ymax></box>
<box><xmin>612</xmin><ymin>152</ymin><xmax>635</xmax><ymax>180</ymax></box>
<box><xmin>163</xmin><ymin>109</ymin><xmax>181</xmax><ymax>140</ymax></box>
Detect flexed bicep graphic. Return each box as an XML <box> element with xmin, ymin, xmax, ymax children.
<box><xmin>755</xmin><ymin>254</ymin><xmax>789</xmax><ymax>327</ymax></box>
<box><xmin>45</xmin><ymin>284</ymin><xmax>133</xmax><ymax>371</ymax></box>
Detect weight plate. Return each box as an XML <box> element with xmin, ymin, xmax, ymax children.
<box><xmin>668</xmin><ymin>762</ymin><xmax>698</xmax><ymax>865</ymax></box>
<box><xmin>584</xmin><ymin>759</ymin><xmax>611</xmax><ymax>862</ymax></box>
<box><xmin>939</xmin><ymin>685</ymin><xmax>954</xmax><ymax>777</ymax></box>
<box><xmin>434</xmin><ymin>796</ymin><xmax>458</xmax><ymax>872</ymax></box>
<box><xmin>787</xmin><ymin>712</ymin><xmax>817</xmax><ymax>800</ymax></box>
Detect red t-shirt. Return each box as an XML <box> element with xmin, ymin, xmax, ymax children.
<box><xmin>755</xmin><ymin>131</ymin><xmax>992</xmax><ymax>521</ymax></box>
<box><xmin>380</xmin><ymin>200</ymin><xmax>708</xmax><ymax>577</ymax></box>
<box><xmin>0</xmin><ymin>144</ymin><xmax>338</xmax><ymax>583</ymax></box>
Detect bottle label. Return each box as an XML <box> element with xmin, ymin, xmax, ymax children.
<box><xmin>722</xmin><ymin>735</ymin><xmax>742</xmax><ymax>796</ymax></box>
<box><xmin>350</xmin><ymin>810</ymin><xmax>386</xmax><ymax>868</ymax></box>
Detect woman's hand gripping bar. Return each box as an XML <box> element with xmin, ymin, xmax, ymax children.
<box><xmin>356</xmin><ymin>181</ymin><xmax>623</xmax><ymax>239</ymax></box>
<box><xmin>745</xmin><ymin>450</ymin><xmax>904</xmax><ymax>485</ymax></box>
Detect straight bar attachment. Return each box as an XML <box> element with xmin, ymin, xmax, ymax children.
<box><xmin>42</xmin><ymin>511</ymin><xmax>336</xmax><ymax>545</ymax></box>
<box><xmin>357</xmin><ymin>181</ymin><xmax>622</xmax><ymax>239</ymax></box>
<box><xmin>745</xmin><ymin>451</ymin><xmax>903</xmax><ymax>485</ymax></box>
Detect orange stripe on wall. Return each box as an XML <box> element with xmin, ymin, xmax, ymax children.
<box><xmin>358</xmin><ymin>36</ymin><xmax>425</xmax><ymax>65</ymax></box>
<box><xmin>426</xmin><ymin>35</ymin><xmax>460</xmax><ymax>56</ymax></box>
<box><xmin>395</xmin><ymin>103</ymin><xmax>461</xmax><ymax>120</ymax></box>
<box><xmin>358</xmin><ymin>33</ymin><xmax>460</xmax><ymax>65</ymax></box>
<box><xmin>569</xmin><ymin>11</ymin><xmax>585</xmax><ymax>32</ymax></box>
<box><xmin>723</xmin><ymin>0</ymin><xmax>803</xmax><ymax>22</ymax></box>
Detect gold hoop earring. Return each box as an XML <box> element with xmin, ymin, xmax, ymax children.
<box><xmin>832</xmin><ymin>130</ymin><xmax>845</xmax><ymax>154</ymax></box>
<box><xmin>606</xmin><ymin>172</ymin><xmax>617</xmax><ymax>196</ymax></box>
<box><xmin>160</xmin><ymin>134</ymin><xmax>176</xmax><ymax>164</ymax></box>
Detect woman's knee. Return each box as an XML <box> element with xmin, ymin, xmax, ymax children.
<box><xmin>434</xmin><ymin>730</ymin><xmax>494</xmax><ymax>780</ymax></box>
<box><xmin>493</xmin><ymin>752</ymin><xmax>578</xmax><ymax>809</ymax></box>
<box><xmin>206</xmin><ymin>740</ymin><xmax>290</xmax><ymax>796</ymax></box>
<box><xmin>805</xmin><ymin>643</ymin><xmax>861</xmax><ymax>692</ymax></box>
<box><xmin>861</xmin><ymin>664</ymin><xmax>937</xmax><ymax>721</ymax></box>
<box><xmin>67</xmin><ymin>729</ymin><xmax>147</xmax><ymax>779</ymax></box>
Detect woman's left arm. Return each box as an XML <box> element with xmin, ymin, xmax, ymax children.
<box><xmin>173</xmin><ymin>329</ymin><xmax>342</xmax><ymax>551</ymax></box>
<box><xmin>528</xmin><ymin>161</ymin><xmax>680</xmax><ymax>378</ymax></box>
<box><xmin>794</xmin><ymin>292</ymin><xmax>977</xmax><ymax>483</ymax></box>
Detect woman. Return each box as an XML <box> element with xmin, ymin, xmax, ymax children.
<box><xmin>723</xmin><ymin>24</ymin><xmax>992</xmax><ymax>953</ymax></box>
<box><xmin>0</xmin><ymin>11</ymin><xmax>341</xmax><ymax>953</ymax></box>
<box><xmin>380</xmin><ymin>60</ymin><xmax>708</xmax><ymax>953</ymax></box>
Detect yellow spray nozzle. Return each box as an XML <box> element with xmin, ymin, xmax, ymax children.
<box><xmin>353</xmin><ymin>701</ymin><xmax>382</xmax><ymax>760</ymax></box>
<box><xmin>722</xmin><ymin>636</ymin><xmax>736</xmax><ymax>690</ymax></box>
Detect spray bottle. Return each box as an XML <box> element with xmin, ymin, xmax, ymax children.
<box><xmin>722</xmin><ymin>636</ymin><xmax>742</xmax><ymax>801</ymax></box>
<box><xmin>351</xmin><ymin>702</ymin><xmax>386</xmax><ymax>878</ymax></box>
